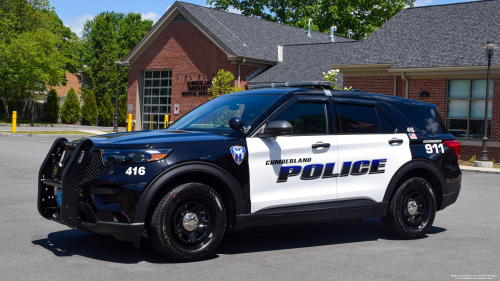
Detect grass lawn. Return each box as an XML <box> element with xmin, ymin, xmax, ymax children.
<box><xmin>10</xmin><ymin>131</ymin><xmax>96</xmax><ymax>135</ymax></box>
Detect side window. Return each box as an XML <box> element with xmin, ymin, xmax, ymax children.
<box><xmin>337</xmin><ymin>104</ymin><xmax>378</xmax><ymax>134</ymax></box>
<box><xmin>376</xmin><ymin>107</ymin><xmax>396</xmax><ymax>133</ymax></box>
<box><xmin>274</xmin><ymin>102</ymin><xmax>328</xmax><ymax>135</ymax></box>
<box><xmin>394</xmin><ymin>105</ymin><xmax>447</xmax><ymax>134</ymax></box>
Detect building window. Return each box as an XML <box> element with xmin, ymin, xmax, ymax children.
<box><xmin>143</xmin><ymin>70</ymin><xmax>171</xmax><ymax>130</ymax></box>
<box><xmin>446</xmin><ymin>79</ymin><xmax>493</xmax><ymax>139</ymax></box>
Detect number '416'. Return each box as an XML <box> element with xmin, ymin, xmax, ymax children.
<box><xmin>425</xmin><ymin>144</ymin><xmax>444</xmax><ymax>154</ymax></box>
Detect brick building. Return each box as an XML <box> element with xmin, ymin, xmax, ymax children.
<box><xmin>124</xmin><ymin>0</ymin><xmax>500</xmax><ymax>160</ymax></box>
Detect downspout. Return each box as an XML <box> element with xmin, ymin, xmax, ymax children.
<box><xmin>401</xmin><ymin>72</ymin><xmax>409</xmax><ymax>99</ymax></box>
<box><xmin>238</xmin><ymin>58</ymin><xmax>246</xmax><ymax>86</ymax></box>
<box><xmin>393</xmin><ymin>76</ymin><xmax>397</xmax><ymax>96</ymax></box>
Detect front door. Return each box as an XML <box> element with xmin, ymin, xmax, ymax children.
<box><xmin>247</xmin><ymin>96</ymin><xmax>339</xmax><ymax>213</ymax></box>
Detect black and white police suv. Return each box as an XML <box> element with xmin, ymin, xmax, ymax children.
<box><xmin>38</xmin><ymin>81</ymin><xmax>462</xmax><ymax>261</ymax></box>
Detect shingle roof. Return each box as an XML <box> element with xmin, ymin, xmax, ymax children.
<box><xmin>251</xmin><ymin>0</ymin><xmax>500</xmax><ymax>83</ymax></box>
<box><xmin>179</xmin><ymin>2</ymin><xmax>352</xmax><ymax>61</ymax></box>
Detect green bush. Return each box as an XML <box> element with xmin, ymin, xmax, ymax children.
<box><xmin>43</xmin><ymin>89</ymin><xmax>60</xmax><ymax>123</ymax></box>
<box><xmin>81</xmin><ymin>89</ymin><xmax>98</xmax><ymax>126</ymax></box>
<box><xmin>491</xmin><ymin>159</ymin><xmax>495</xmax><ymax>163</ymax></box>
<box><xmin>99</xmin><ymin>94</ymin><xmax>114</xmax><ymax>126</ymax></box>
<box><xmin>117</xmin><ymin>95</ymin><xmax>127</xmax><ymax>127</ymax></box>
<box><xmin>469</xmin><ymin>155</ymin><xmax>476</xmax><ymax>163</ymax></box>
<box><xmin>209</xmin><ymin>69</ymin><xmax>242</xmax><ymax>99</ymax></box>
<box><xmin>61</xmin><ymin>87</ymin><xmax>81</xmax><ymax>124</ymax></box>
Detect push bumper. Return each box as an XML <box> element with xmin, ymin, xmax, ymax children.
<box><xmin>38</xmin><ymin>138</ymin><xmax>144</xmax><ymax>243</ymax></box>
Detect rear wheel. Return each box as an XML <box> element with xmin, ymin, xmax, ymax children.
<box><xmin>382</xmin><ymin>177</ymin><xmax>436</xmax><ymax>239</ymax></box>
<box><xmin>148</xmin><ymin>182</ymin><xmax>226</xmax><ymax>262</ymax></box>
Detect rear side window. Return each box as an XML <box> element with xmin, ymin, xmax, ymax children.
<box><xmin>394</xmin><ymin>105</ymin><xmax>447</xmax><ymax>134</ymax></box>
<box><xmin>337</xmin><ymin>104</ymin><xmax>395</xmax><ymax>134</ymax></box>
<box><xmin>275</xmin><ymin>102</ymin><xmax>328</xmax><ymax>135</ymax></box>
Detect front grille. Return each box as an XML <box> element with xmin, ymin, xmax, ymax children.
<box><xmin>82</xmin><ymin>150</ymin><xmax>108</xmax><ymax>180</ymax></box>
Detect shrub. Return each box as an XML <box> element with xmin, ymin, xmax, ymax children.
<box><xmin>99</xmin><ymin>94</ymin><xmax>114</xmax><ymax>126</ymax></box>
<box><xmin>117</xmin><ymin>95</ymin><xmax>127</xmax><ymax>127</ymax></box>
<box><xmin>81</xmin><ymin>89</ymin><xmax>98</xmax><ymax>126</ymax></box>
<box><xmin>491</xmin><ymin>159</ymin><xmax>495</xmax><ymax>163</ymax></box>
<box><xmin>469</xmin><ymin>155</ymin><xmax>476</xmax><ymax>163</ymax></box>
<box><xmin>209</xmin><ymin>69</ymin><xmax>242</xmax><ymax>99</ymax></box>
<box><xmin>43</xmin><ymin>89</ymin><xmax>60</xmax><ymax>123</ymax></box>
<box><xmin>61</xmin><ymin>87</ymin><xmax>81</xmax><ymax>124</ymax></box>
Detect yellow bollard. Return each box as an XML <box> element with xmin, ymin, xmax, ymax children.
<box><xmin>127</xmin><ymin>114</ymin><xmax>132</xmax><ymax>132</ymax></box>
<box><xmin>12</xmin><ymin>111</ymin><xmax>17</xmax><ymax>133</ymax></box>
<box><xmin>151</xmin><ymin>115</ymin><xmax>154</xmax><ymax>130</ymax></box>
<box><xmin>164</xmin><ymin>115</ymin><xmax>169</xmax><ymax>129</ymax></box>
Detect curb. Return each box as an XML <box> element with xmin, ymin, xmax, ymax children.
<box><xmin>0</xmin><ymin>132</ymin><xmax>94</xmax><ymax>138</ymax></box>
<box><xmin>460</xmin><ymin>167</ymin><xmax>500</xmax><ymax>174</ymax></box>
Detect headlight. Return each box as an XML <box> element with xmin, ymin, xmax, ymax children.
<box><xmin>102</xmin><ymin>148</ymin><xmax>173</xmax><ymax>165</ymax></box>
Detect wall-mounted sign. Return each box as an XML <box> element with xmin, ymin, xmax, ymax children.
<box><xmin>127</xmin><ymin>104</ymin><xmax>133</xmax><ymax>114</ymax></box>
<box><xmin>182</xmin><ymin>80</ymin><xmax>212</xmax><ymax>97</ymax></box>
<box><xmin>174</xmin><ymin>104</ymin><xmax>180</xmax><ymax>115</ymax></box>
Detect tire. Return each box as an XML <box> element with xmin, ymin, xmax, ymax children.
<box><xmin>382</xmin><ymin>177</ymin><xmax>436</xmax><ymax>239</ymax></box>
<box><xmin>148</xmin><ymin>182</ymin><xmax>226</xmax><ymax>262</ymax></box>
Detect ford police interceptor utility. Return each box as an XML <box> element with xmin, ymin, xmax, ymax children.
<box><xmin>37</xmin><ymin>81</ymin><xmax>462</xmax><ymax>262</ymax></box>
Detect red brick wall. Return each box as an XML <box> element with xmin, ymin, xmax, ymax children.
<box><xmin>128</xmin><ymin>21</ymin><xmax>259</xmax><ymax>130</ymax></box>
<box><xmin>343</xmin><ymin>76</ymin><xmax>395</xmax><ymax>96</ymax></box>
<box><xmin>461</xmin><ymin>145</ymin><xmax>500</xmax><ymax>162</ymax></box>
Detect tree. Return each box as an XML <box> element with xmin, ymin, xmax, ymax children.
<box><xmin>61</xmin><ymin>87</ymin><xmax>80</xmax><ymax>124</ymax></box>
<box><xmin>117</xmin><ymin>95</ymin><xmax>127</xmax><ymax>127</ymax></box>
<box><xmin>0</xmin><ymin>0</ymin><xmax>80</xmax><ymax>117</ymax></box>
<box><xmin>98</xmin><ymin>94</ymin><xmax>114</xmax><ymax>126</ymax></box>
<box><xmin>207</xmin><ymin>0</ymin><xmax>415</xmax><ymax>39</ymax></box>
<box><xmin>80</xmin><ymin>12</ymin><xmax>153</xmax><ymax>104</ymax></box>
<box><xmin>209</xmin><ymin>69</ymin><xmax>242</xmax><ymax>99</ymax></box>
<box><xmin>43</xmin><ymin>89</ymin><xmax>60</xmax><ymax>123</ymax></box>
<box><xmin>81</xmin><ymin>89</ymin><xmax>98</xmax><ymax>125</ymax></box>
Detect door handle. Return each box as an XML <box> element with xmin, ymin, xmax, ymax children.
<box><xmin>388</xmin><ymin>138</ymin><xmax>403</xmax><ymax>145</ymax></box>
<box><xmin>312</xmin><ymin>143</ymin><xmax>331</xmax><ymax>148</ymax></box>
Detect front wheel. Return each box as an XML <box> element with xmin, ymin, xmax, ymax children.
<box><xmin>382</xmin><ymin>177</ymin><xmax>436</xmax><ymax>239</ymax></box>
<box><xmin>148</xmin><ymin>182</ymin><xmax>226</xmax><ymax>262</ymax></box>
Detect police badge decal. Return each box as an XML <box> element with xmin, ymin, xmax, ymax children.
<box><xmin>230</xmin><ymin>146</ymin><xmax>246</xmax><ymax>165</ymax></box>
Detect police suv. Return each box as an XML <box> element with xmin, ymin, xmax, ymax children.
<box><xmin>38</xmin><ymin>82</ymin><xmax>462</xmax><ymax>262</ymax></box>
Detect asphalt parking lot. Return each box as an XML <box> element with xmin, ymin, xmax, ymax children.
<box><xmin>0</xmin><ymin>136</ymin><xmax>498</xmax><ymax>281</ymax></box>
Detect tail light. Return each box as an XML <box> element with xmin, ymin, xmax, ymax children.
<box><xmin>444</xmin><ymin>140</ymin><xmax>461</xmax><ymax>159</ymax></box>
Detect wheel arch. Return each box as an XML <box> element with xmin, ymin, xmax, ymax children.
<box><xmin>384</xmin><ymin>159</ymin><xmax>446</xmax><ymax>210</ymax></box>
<box><xmin>132</xmin><ymin>162</ymin><xmax>246</xmax><ymax>230</ymax></box>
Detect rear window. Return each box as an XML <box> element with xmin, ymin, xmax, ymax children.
<box><xmin>337</xmin><ymin>104</ymin><xmax>395</xmax><ymax>134</ymax></box>
<box><xmin>394</xmin><ymin>105</ymin><xmax>448</xmax><ymax>134</ymax></box>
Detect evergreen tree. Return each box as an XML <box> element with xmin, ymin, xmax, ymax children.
<box><xmin>61</xmin><ymin>87</ymin><xmax>80</xmax><ymax>124</ymax></box>
<box><xmin>117</xmin><ymin>95</ymin><xmax>127</xmax><ymax>127</ymax></box>
<box><xmin>43</xmin><ymin>89</ymin><xmax>60</xmax><ymax>123</ymax></box>
<box><xmin>81</xmin><ymin>89</ymin><xmax>98</xmax><ymax>125</ymax></box>
<box><xmin>98</xmin><ymin>94</ymin><xmax>114</xmax><ymax>126</ymax></box>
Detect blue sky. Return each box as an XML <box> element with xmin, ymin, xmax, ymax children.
<box><xmin>51</xmin><ymin>0</ymin><xmax>480</xmax><ymax>36</ymax></box>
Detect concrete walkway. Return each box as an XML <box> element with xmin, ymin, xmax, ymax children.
<box><xmin>460</xmin><ymin>165</ymin><xmax>500</xmax><ymax>174</ymax></box>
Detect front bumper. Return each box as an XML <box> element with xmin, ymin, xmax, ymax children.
<box><xmin>38</xmin><ymin>138</ymin><xmax>144</xmax><ymax>243</ymax></box>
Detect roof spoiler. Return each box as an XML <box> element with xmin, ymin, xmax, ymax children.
<box><xmin>249</xmin><ymin>81</ymin><xmax>335</xmax><ymax>90</ymax></box>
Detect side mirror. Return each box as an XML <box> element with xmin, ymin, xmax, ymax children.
<box><xmin>257</xmin><ymin>120</ymin><xmax>293</xmax><ymax>138</ymax></box>
<box><xmin>229</xmin><ymin>117</ymin><xmax>244</xmax><ymax>131</ymax></box>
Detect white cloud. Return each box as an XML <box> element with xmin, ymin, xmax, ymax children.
<box><xmin>141</xmin><ymin>12</ymin><xmax>160</xmax><ymax>23</ymax></box>
<box><xmin>227</xmin><ymin>6</ymin><xmax>242</xmax><ymax>14</ymax></box>
<box><xmin>64</xmin><ymin>14</ymin><xmax>94</xmax><ymax>36</ymax></box>
<box><xmin>414</xmin><ymin>0</ymin><xmax>433</xmax><ymax>7</ymax></box>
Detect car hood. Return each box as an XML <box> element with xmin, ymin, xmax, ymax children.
<box><xmin>86</xmin><ymin>130</ymin><xmax>232</xmax><ymax>148</ymax></box>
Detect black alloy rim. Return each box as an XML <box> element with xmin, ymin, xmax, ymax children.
<box><xmin>401</xmin><ymin>189</ymin><xmax>429</xmax><ymax>229</ymax></box>
<box><xmin>169</xmin><ymin>197</ymin><xmax>213</xmax><ymax>247</ymax></box>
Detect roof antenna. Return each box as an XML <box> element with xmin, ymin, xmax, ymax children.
<box><xmin>329</xmin><ymin>26</ymin><xmax>336</xmax><ymax>42</ymax></box>
<box><xmin>307</xmin><ymin>19</ymin><xmax>312</xmax><ymax>37</ymax></box>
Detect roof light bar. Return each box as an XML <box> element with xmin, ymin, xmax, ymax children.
<box><xmin>248</xmin><ymin>81</ymin><xmax>335</xmax><ymax>89</ymax></box>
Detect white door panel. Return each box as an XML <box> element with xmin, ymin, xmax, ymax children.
<box><xmin>247</xmin><ymin>136</ymin><xmax>339</xmax><ymax>213</ymax></box>
<box><xmin>336</xmin><ymin>133</ymin><xmax>411</xmax><ymax>202</ymax></box>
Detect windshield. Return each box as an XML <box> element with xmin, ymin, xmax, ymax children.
<box><xmin>167</xmin><ymin>94</ymin><xmax>282</xmax><ymax>136</ymax></box>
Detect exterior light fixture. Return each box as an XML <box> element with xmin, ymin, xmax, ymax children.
<box><xmin>177</xmin><ymin>73</ymin><xmax>180</xmax><ymax>80</ymax></box>
<box><xmin>419</xmin><ymin>91</ymin><xmax>430</xmax><ymax>97</ymax></box>
<box><xmin>190</xmin><ymin>72</ymin><xmax>194</xmax><ymax>80</ymax></box>
<box><xmin>477</xmin><ymin>41</ymin><xmax>498</xmax><ymax>164</ymax></box>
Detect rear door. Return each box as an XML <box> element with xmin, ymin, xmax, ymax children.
<box><xmin>333</xmin><ymin>99</ymin><xmax>412</xmax><ymax>203</ymax></box>
<box><xmin>247</xmin><ymin>96</ymin><xmax>339</xmax><ymax>213</ymax></box>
